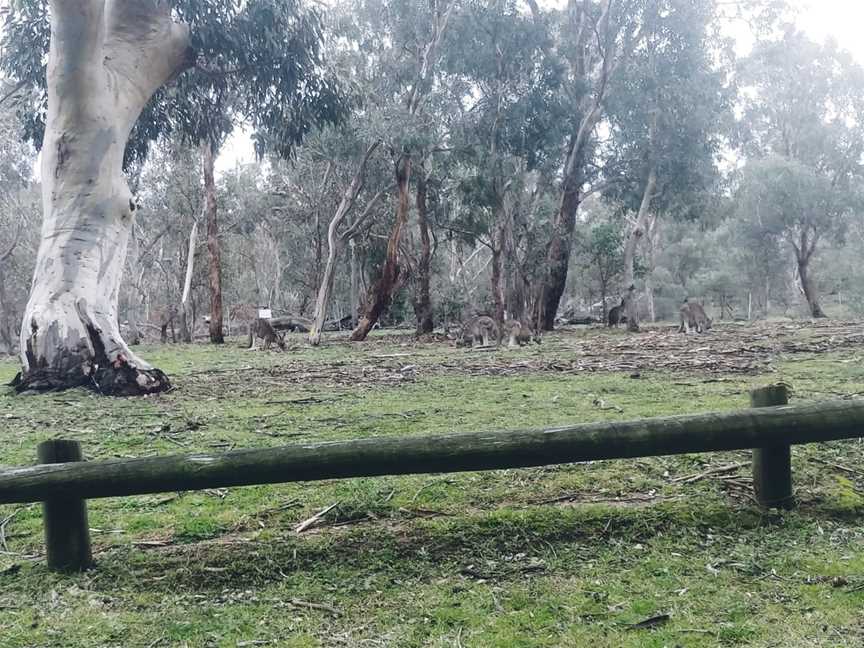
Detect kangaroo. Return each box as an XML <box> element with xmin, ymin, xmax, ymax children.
<box><xmin>501</xmin><ymin>319</ymin><xmax>541</xmax><ymax>347</ymax></box>
<box><xmin>607</xmin><ymin>299</ymin><xmax>627</xmax><ymax>327</ymax></box>
<box><xmin>149</xmin><ymin>306</ymin><xmax>178</xmax><ymax>343</ymax></box>
<box><xmin>456</xmin><ymin>316</ymin><xmax>500</xmax><ymax>348</ymax></box>
<box><xmin>679</xmin><ymin>300</ymin><xmax>712</xmax><ymax>334</ymax></box>
<box><xmin>247</xmin><ymin>318</ymin><xmax>286</xmax><ymax>351</ymax></box>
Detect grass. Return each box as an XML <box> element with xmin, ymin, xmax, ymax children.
<box><xmin>1</xmin><ymin>324</ymin><xmax>864</xmax><ymax>647</ymax></box>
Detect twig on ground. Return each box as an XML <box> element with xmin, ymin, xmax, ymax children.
<box><xmin>808</xmin><ymin>457</ymin><xmax>864</xmax><ymax>478</ymax></box>
<box><xmin>288</xmin><ymin>598</ymin><xmax>343</xmax><ymax>616</ymax></box>
<box><xmin>671</xmin><ymin>462</ymin><xmax>748</xmax><ymax>484</ymax></box>
<box><xmin>264</xmin><ymin>397</ymin><xmax>333</xmax><ymax>405</ymax></box>
<box><xmin>0</xmin><ymin>507</ymin><xmax>28</xmax><ymax>552</ymax></box>
<box><xmin>295</xmin><ymin>503</ymin><xmax>339</xmax><ymax>534</ymax></box>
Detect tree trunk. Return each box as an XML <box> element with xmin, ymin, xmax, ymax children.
<box><xmin>539</xmin><ymin>179</ymin><xmax>580</xmax><ymax>331</ymax></box>
<box><xmin>413</xmin><ymin>168</ymin><xmax>434</xmax><ymax>335</ymax></box>
<box><xmin>180</xmin><ymin>221</ymin><xmax>198</xmax><ymax>343</ymax></box>
<box><xmin>622</xmin><ymin>168</ymin><xmax>657</xmax><ymax>332</ymax></box>
<box><xmin>350</xmin><ymin>155</ymin><xmax>412</xmax><ymax>341</ymax></box>
<box><xmin>490</xmin><ymin>216</ymin><xmax>507</xmax><ymax>325</ymax></box>
<box><xmin>309</xmin><ymin>142</ymin><xmax>381</xmax><ymax>346</ymax></box>
<box><xmin>503</xmin><ymin>205</ymin><xmax>528</xmax><ymax>324</ymax></box>
<box><xmin>0</xmin><ymin>262</ymin><xmax>12</xmax><ymax>353</ymax></box>
<box><xmin>311</xmin><ymin>163</ymin><xmax>333</xmax><ymax>306</ymax></box>
<box><xmin>349</xmin><ymin>239</ymin><xmax>360</xmax><ymax>328</ymax></box>
<box><xmin>0</xmin><ymin>238</ymin><xmax>17</xmax><ymax>353</ymax></box>
<box><xmin>599</xmin><ymin>279</ymin><xmax>608</xmax><ymax>324</ymax></box>
<box><xmin>490</xmin><ymin>246</ymin><xmax>505</xmax><ymax>325</ymax></box>
<box><xmin>125</xmin><ymin>290</ymin><xmax>142</xmax><ymax>346</ymax></box>
<box><xmin>15</xmin><ymin>0</ymin><xmax>190</xmax><ymax>394</ymax></box>
<box><xmin>310</xmin><ymin>238</ymin><xmax>343</xmax><ymax>346</ymax></box>
<box><xmin>202</xmin><ymin>140</ymin><xmax>224</xmax><ymax>344</ymax></box>
<box><xmin>798</xmin><ymin>255</ymin><xmax>826</xmax><ymax>318</ymax></box>
<box><xmin>644</xmin><ymin>214</ymin><xmax>658</xmax><ymax>324</ymax></box>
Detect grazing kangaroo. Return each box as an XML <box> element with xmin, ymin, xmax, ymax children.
<box><xmin>247</xmin><ymin>318</ymin><xmax>286</xmax><ymax>351</ymax></box>
<box><xmin>501</xmin><ymin>319</ymin><xmax>541</xmax><ymax>347</ymax></box>
<box><xmin>457</xmin><ymin>316</ymin><xmax>500</xmax><ymax>348</ymax></box>
<box><xmin>678</xmin><ymin>300</ymin><xmax>712</xmax><ymax>334</ymax></box>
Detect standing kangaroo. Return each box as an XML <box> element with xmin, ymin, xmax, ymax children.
<box><xmin>607</xmin><ymin>299</ymin><xmax>627</xmax><ymax>327</ymax></box>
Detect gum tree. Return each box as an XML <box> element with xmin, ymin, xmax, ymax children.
<box><xmin>737</xmin><ymin>30</ymin><xmax>864</xmax><ymax>318</ymax></box>
<box><xmin>602</xmin><ymin>0</ymin><xmax>728</xmax><ymax>331</ymax></box>
<box><xmin>2</xmin><ymin>0</ymin><xmax>343</xmax><ymax>394</ymax></box>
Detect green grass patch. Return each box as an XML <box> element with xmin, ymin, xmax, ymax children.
<box><xmin>1</xmin><ymin>327</ymin><xmax>864</xmax><ymax>646</ymax></box>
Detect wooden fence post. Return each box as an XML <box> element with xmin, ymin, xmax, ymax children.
<box><xmin>750</xmin><ymin>385</ymin><xmax>794</xmax><ymax>509</ymax></box>
<box><xmin>37</xmin><ymin>440</ymin><xmax>92</xmax><ymax>572</ymax></box>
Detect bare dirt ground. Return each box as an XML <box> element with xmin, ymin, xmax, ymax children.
<box><xmin>177</xmin><ymin>319</ymin><xmax>864</xmax><ymax>399</ymax></box>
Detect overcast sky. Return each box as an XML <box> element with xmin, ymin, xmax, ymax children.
<box><xmin>215</xmin><ymin>0</ymin><xmax>864</xmax><ymax>173</ymax></box>
<box><xmin>796</xmin><ymin>0</ymin><xmax>864</xmax><ymax>59</ymax></box>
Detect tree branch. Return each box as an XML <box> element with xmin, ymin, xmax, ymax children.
<box><xmin>343</xmin><ymin>183</ymin><xmax>394</xmax><ymax>241</ymax></box>
<box><xmin>0</xmin><ymin>80</ymin><xmax>28</xmax><ymax>108</ymax></box>
<box><xmin>104</xmin><ymin>0</ymin><xmax>192</xmax><ymax>119</ymax></box>
<box><xmin>47</xmin><ymin>0</ymin><xmax>107</xmax><ymax>109</ymax></box>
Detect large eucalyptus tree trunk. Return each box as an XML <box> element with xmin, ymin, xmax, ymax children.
<box><xmin>16</xmin><ymin>0</ymin><xmax>191</xmax><ymax>394</ymax></box>
<box><xmin>309</xmin><ymin>142</ymin><xmax>380</xmax><ymax>346</ymax></box>
<box><xmin>539</xmin><ymin>172</ymin><xmax>580</xmax><ymax>331</ymax></box>
<box><xmin>350</xmin><ymin>155</ymin><xmax>411</xmax><ymax>342</ymax></box>
<box><xmin>798</xmin><ymin>255</ymin><xmax>826</xmax><ymax>318</ymax></box>
<box><xmin>349</xmin><ymin>4</ymin><xmax>451</xmax><ymax>342</ymax></box>
<box><xmin>309</xmin><ymin>217</ymin><xmax>344</xmax><ymax>346</ymax></box>
<box><xmin>202</xmin><ymin>140</ymin><xmax>224</xmax><ymax>344</ymax></box>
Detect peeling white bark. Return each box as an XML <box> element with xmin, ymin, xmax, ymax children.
<box><xmin>17</xmin><ymin>0</ymin><xmax>191</xmax><ymax>394</ymax></box>
<box><xmin>308</xmin><ymin>142</ymin><xmax>383</xmax><ymax>346</ymax></box>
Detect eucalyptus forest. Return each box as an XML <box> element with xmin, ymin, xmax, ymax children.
<box><xmin>1</xmin><ymin>0</ymin><xmax>862</xmax><ymax>383</ymax></box>
<box><xmin>2</xmin><ymin>0</ymin><xmax>864</xmax><ymax>646</ymax></box>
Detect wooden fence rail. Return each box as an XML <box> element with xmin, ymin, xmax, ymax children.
<box><xmin>1</xmin><ymin>385</ymin><xmax>861</xmax><ymax>572</ymax></box>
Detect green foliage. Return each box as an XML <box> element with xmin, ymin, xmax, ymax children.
<box><xmin>602</xmin><ymin>0</ymin><xmax>729</xmax><ymax>219</ymax></box>
<box><xmin>736</xmin><ymin>156</ymin><xmax>856</xmax><ymax>257</ymax></box>
<box><xmin>573</xmin><ymin>211</ymin><xmax>626</xmax><ymax>312</ymax></box>
<box><xmin>1</xmin><ymin>0</ymin><xmax>348</xmax><ymax>164</ymax></box>
<box><xmin>738</xmin><ymin>28</ymin><xmax>864</xmax><ymax>175</ymax></box>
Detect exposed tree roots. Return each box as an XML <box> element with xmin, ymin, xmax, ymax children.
<box><xmin>11</xmin><ymin>364</ymin><xmax>171</xmax><ymax>396</ymax></box>
<box><xmin>11</xmin><ymin>322</ymin><xmax>172</xmax><ymax>396</ymax></box>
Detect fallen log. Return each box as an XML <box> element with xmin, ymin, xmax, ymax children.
<box><xmin>2</xmin><ymin>399</ymin><xmax>864</xmax><ymax>504</ymax></box>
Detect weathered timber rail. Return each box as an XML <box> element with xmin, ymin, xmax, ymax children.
<box><xmin>1</xmin><ymin>385</ymin><xmax>861</xmax><ymax>572</ymax></box>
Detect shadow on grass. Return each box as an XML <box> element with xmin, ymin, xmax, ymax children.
<box><xmin>76</xmin><ymin>501</ymin><xmax>774</xmax><ymax>592</ymax></box>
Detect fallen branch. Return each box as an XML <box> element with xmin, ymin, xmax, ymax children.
<box><xmin>295</xmin><ymin>502</ymin><xmax>338</xmax><ymax>534</ymax></box>
<box><xmin>807</xmin><ymin>456</ymin><xmax>864</xmax><ymax>478</ymax></box>
<box><xmin>671</xmin><ymin>462</ymin><xmax>748</xmax><ymax>485</ymax></box>
<box><xmin>288</xmin><ymin>598</ymin><xmax>343</xmax><ymax>616</ymax></box>
<box><xmin>0</xmin><ymin>507</ymin><xmax>27</xmax><ymax>552</ymax></box>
